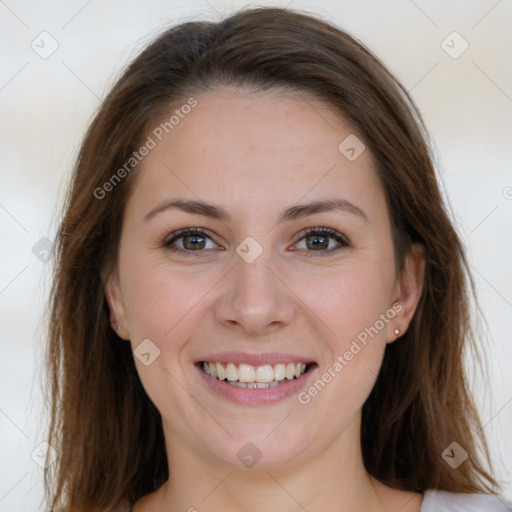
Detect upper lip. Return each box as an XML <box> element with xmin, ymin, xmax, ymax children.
<box><xmin>196</xmin><ymin>351</ymin><xmax>316</xmax><ymax>366</ymax></box>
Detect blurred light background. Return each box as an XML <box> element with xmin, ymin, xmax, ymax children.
<box><xmin>1</xmin><ymin>0</ymin><xmax>511</xmax><ymax>510</ymax></box>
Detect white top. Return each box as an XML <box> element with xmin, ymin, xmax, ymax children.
<box><xmin>123</xmin><ymin>490</ymin><xmax>512</xmax><ymax>511</ymax></box>
<box><xmin>421</xmin><ymin>490</ymin><xmax>512</xmax><ymax>511</ymax></box>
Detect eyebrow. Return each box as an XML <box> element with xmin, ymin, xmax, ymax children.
<box><xmin>144</xmin><ymin>198</ymin><xmax>369</xmax><ymax>224</ymax></box>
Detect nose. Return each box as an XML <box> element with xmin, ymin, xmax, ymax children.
<box><xmin>214</xmin><ymin>250</ymin><xmax>296</xmax><ymax>336</ymax></box>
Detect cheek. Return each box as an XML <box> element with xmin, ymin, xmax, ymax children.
<box><xmin>296</xmin><ymin>260</ymin><xmax>393</xmax><ymax>403</ymax></box>
<box><xmin>301</xmin><ymin>260</ymin><xmax>394</xmax><ymax>348</ymax></box>
<box><xmin>118</xmin><ymin>260</ymin><xmax>216</xmax><ymax>416</ymax></box>
<box><xmin>120</xmin><ymin>257</ymin><xmax>214</xmax><ymax>342</ymax></box>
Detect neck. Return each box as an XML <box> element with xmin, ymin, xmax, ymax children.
<box><xmin>156</xmin><ymin>416</ymin><xmax>391</xmax><ymax>512</ymax></box>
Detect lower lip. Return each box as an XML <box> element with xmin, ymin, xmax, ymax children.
<box><xmin>196</xmin><ymin>364</ymin><xmax>317</xmax><ymax>405</ymax></box>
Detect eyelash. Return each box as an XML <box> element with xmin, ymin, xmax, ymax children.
<box><xmin>162</xmin><ymin>227</ymin><xmax>350</xmax><ymax>257</ymax></box>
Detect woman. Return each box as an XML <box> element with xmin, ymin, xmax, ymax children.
<box><xmin>45</xmin><ymin>6</ymin><xmax>511</xmax><ymax>512</ymax></box>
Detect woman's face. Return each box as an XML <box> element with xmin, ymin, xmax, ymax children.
<box><xmin>106</xmin><ymin>87</ymin><xmax>423</xmax><ymax>470</ymax></box>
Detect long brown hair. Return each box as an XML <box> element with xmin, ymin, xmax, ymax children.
<box><xmin>45</xmin><ymin>6</ymin><xmax>499</xmax><ymax>511</ymax></box>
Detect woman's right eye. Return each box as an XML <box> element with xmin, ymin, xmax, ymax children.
<box><xmin>163</xmin><ymin>228</ymin><xmax>221</xmax><ymax>253</ymax></box>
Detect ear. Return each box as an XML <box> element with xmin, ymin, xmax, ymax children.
<box><xmin>387</xmin><ymin>243</ymin><xmax>425</xmax><ymax>343</ymax></box>
<box><xmin>104</xmin><ymin>268</ymin><xmax>130</xmax><ymax>340</ymax></box>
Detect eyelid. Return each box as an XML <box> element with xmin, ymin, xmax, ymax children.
<box><xmin>162</xmin><ymin>226</ymin><xmax>350</xmax><ymax>256</ymax></box>
<box><xmin>162</xmin><ymin>227</ymin><xmax>220</xmax><ymax>248</ymax></box>
<box><xmin>294</xmin><ymin>227</ymin><xmax>351</xmax><ymax>246</ymax></box>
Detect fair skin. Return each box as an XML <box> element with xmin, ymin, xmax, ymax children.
<box><xmin>106</xmin><ymin>87</ymin><xmax>425</xmax><ymax>512</ymax></box>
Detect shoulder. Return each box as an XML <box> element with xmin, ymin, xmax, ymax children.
<box><xmin>421</xmin><ymin>489</ymin><xmax>512</xmax><ymax>511</ymax></box>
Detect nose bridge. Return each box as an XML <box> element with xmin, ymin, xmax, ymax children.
<box><xmin>216</xmin><ymin>241</ymin><xmax>295</xmax><ymax>334</ymax></box>
<box><xmin>235</xmin><ymin>249</ymin><xmax>276</xmax><ymax>302</ymax></box>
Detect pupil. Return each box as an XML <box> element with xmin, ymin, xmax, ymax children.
<box><xmin>184</xmin><ymin>235</ymin><xmax>205</xmax><ymax>250</ymax></box>
<box><xmin>308</xmin><ymin>235</ymin><xmax>328</xmax><ymax>250</ymax></box>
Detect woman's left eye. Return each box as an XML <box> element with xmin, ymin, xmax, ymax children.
<box><xmin>162</xmin><ymin>227</ymin><xmax>349</xmax><ymax>256</ymax></box>
<box><xmin>292</xmin><ymin>228</ymin><xmax>350</xmax><ymax>255</ymax></box>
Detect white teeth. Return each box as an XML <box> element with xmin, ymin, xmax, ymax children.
<box><xmin>255</xmin><ymin>365</ymin><xmax>274</xmax><ymax>383</ymax></box>
<box><xmin>225</xmin><ymin>362</ymin><xmax>238</xmax><ymax>381</ymax></box>
<box><xmin>201</xmin><ymin>361</ymin><xmax>309</xmax><ymax>384</ymax></box>
<box><xmin>238</xmin><ymin>363</ymin><xmax>256</xmax><ymax>383</ymax></box>
<box><xmin>285</xmin><ymin>363</ymin><xmax>296</xmax><ymax>380</ymax></box>
<box><xmin>208</xmin><ymin>362</ymin><xmax>218</xmax><ymax>378</ymax></box>
<box><xmin>216</xmin><ymin>362</ymin><xmax>225</xmax><ymax>381</ymax></box>
<box><xmin>274</xmin><ymin>363</ymin><xmax>286</xmax><ymax>381</ymax></box>
<box><xmin>228</xmin><ymin>380</ymin><xmax>280</xmax><ymax>389</ymax></box>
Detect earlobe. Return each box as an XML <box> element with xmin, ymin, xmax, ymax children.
<box><xmin>388</xmin><ymin>243</ymin><xmax>426</xmax><ymax>343</ymax></box>
<box><xmin>104</xmin><ymin>270</ymin><xmax>129</xmax><ymax>340</ymax></box>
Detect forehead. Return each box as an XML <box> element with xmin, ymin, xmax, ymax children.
<box><xmin>126</xmin><ymin>88</ymin><xmax>387</xmax><ymax>224</ymax></box>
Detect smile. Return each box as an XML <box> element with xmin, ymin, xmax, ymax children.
<box><xmin>201</xmin><ymin>361</ymin><xmax>309</xmax><ymax>388</ymax></box>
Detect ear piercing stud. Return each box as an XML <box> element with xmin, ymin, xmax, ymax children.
<box><xmin>394</xmin><ymin>328</ymin><xmax>400</xmax><ymax>336</ymax></box>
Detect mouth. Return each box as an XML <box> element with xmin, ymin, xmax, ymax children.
<box><xmin>199</xmin><ymin>361</ymin><xmax>314</xmax><ymax>388</ymax></box>
<box><xmin>195</xmin><ymin>357</ymin><xmax>317</xmax><ymax>405</ymax></box>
